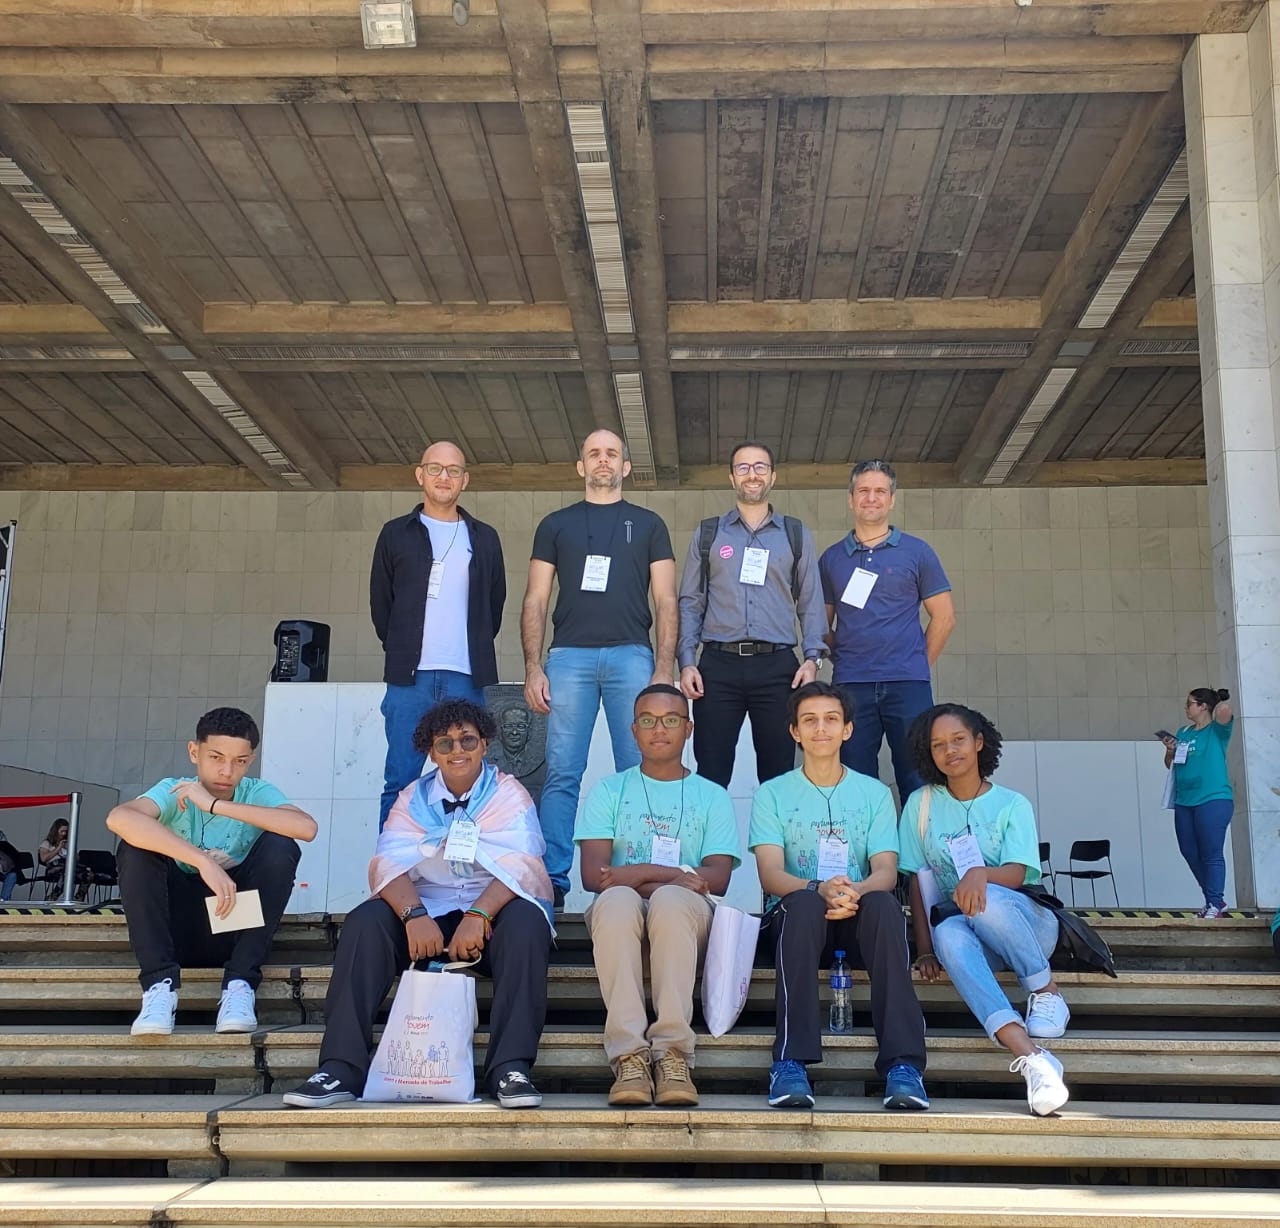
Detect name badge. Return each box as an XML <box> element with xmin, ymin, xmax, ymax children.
<box><xmin>582</xmin><ymin>554</ymin><xmax>611</xmax><ymax>592</ymax></box>
<box><xmin>443</xmin><ymin>818</ymin><xmax>480</xmax><ymax>864</ymax></box>
<box><xmin>817</xmin><ymin>836</ymin><xmax>849</xmax><ymax>881</ymax></box>
<box><xmin>1173</xmin><ymin>741</ymin><xmax>1191</xmax><ymax>765</ymax></box>
<box><xmin>946</xmin><ymin>831</ymin><xmax>985</xmax><ymax>879</ymax></box>
<box><xmin>738</xmin><ymin>546</ymin><xmax>770</xmax><ymax>586</ymax></box>
<box><xmin>651</xmin><ymin>834</ymin><xmax>681</xmax><ymax>867</ymax></box>
<box><xmin>840</xmin><ymin>567</ymin><xmax>878</xmax><ymax>609</ymax></box>
<box><xmin>427</xmin><ymin>559</ymin><xmax>444</xmax><ymax>600</ymax></box>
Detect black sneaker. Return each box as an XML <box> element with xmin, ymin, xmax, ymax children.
<box><xmin>552</xmin><ymin>886</ymin><xmax>566</xmax><ymax>912</ymax></box>
<box><xmin>282</xmin><ymin>1071</ymin><xmax>358</xmax><ymax>1109</ymax></box>
<box><xmin>494</xmin><ymin>1069</ymin><xmax>542</xmax><ymax>1109</ymax></box>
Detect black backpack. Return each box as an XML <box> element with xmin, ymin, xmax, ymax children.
<box><xmin>1019</xmin><ymin>884</ymin><xmax>1119</xmax><ymax>978</ymax></box>
<box><xmin>698</xmin><ymin>514</ymin><xmax>805</xmax><ymax>600</ymax></box>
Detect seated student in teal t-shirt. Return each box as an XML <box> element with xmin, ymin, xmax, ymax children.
<box><xmin>749</xmin><ymin>681</ymin><xmax>928</xmax><ymax>1114</ymax></box>
<box><xmin>107</xmin><ymin>707</ymin><xmax>316</xmax><ymax>1037</ymax></box>
<box><xmin>898</xmin><ymin>703</ymin><xmax>1070</xmax><ymax>1119</ymax></box>
<box><xmin>575</xmin><ymin>684</ymin><xmax>740</xmax><ymax>1109</ymax></box>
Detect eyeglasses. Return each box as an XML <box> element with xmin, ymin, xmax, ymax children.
<box><xmin>432</xmin><ymin>734</ymin><xmax>481</xmax><ymax>753</ymax></box>
<box><xmin>635</xmin><ymin>713</ymin><xmax>687</xmax><ymax>730</ymax></box>
<box><xmin>420</xmin><ymin>463</ymin><xmax>466</xmax><ymax>478</ymax></box>
<box><xmin>732</xmin><ymin>462</ymin><xmax>773</xmax><ymax>476</ymax></box>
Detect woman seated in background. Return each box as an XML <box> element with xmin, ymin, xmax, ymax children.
<box><xmin>38</xmin><ymin>818</ymin><xmax>89</xmax><ymax>901</ymax></box>
<box><xmin>1160</xmin><ymin>687</ymin><xmax>1234</xmax><ymax>918</ymax></box>
<box><xmin>898</xmin><ymin>702</ymin><xmax>1071</xmax><ymax>1117</ymax></box>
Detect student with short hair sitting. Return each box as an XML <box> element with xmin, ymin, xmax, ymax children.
<box><xmin>899</xmin><ymin>703</ymin><xmax>1070</xmax><ymax>1117</ymax></box>
<box><xmin>575</xmin><ymin>683</ymin><xmax>740</xmax><ymax>1107</ymax></box>
<box><xmin>107</xmin><ymin>707</ymin><xmax>316</xmax><ymax>1036</ymax></box>
<box><xmin>285</xmin><ymin>698</ymin><xmax>554</xmax><ymax>1110</ymax></box>
<box><xmin>750</xmin><ymin>681</ymin><xmax>928</xmax><ymax>1111</ymax></box>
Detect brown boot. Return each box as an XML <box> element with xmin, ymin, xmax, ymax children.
<box><xmin>609</xmin><ymin>1050</ymin><xmax>654</xmax><ymax>1106</ymax></box>
<box><xmin>654</xmin><ymin>1049</ymin><xmax>699</xmax><ymax>1106</ymax></box>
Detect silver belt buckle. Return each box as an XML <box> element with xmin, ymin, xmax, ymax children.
<box><xmin>736</xmin><ymin>641</ymin><xmax>755</xmax><ymax>656</ymax></box>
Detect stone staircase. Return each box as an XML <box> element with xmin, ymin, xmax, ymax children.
<box><xmin>1</xmin><ymin>906</ymin><xmax>1277</xmax><ymax>1225</ymax></box>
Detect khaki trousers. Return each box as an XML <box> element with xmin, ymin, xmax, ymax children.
<box><xmin>585</xmin><ymin>883</ymin><xmax>714</xmax><ymax>1067</ymax></box>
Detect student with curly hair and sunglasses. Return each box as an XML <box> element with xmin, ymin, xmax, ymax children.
<box><xmin>285</xmin><ymin>698</ymin><xmax>554</xmax><ymax>1111</ymax></box>
<box><xmin>898</xmin><ymin>703</ymin><xmax>1072</xmax><ymax>1118</ymax></box>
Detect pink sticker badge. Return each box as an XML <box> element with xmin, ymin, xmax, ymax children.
<box><xmin>719</xmin><ymin>544</ymin><xmax>735</xmax><ymax>559</ymax></box>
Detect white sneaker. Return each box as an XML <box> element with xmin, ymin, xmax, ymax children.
<box><xmin>1010</xmin><ymin>1047</ymin><xmax>1070</xmax><ymax>1117</ymax></box>
<box><xmin>131</xmin><ymin>978</ymin><xmax>178</xmax><ymax>1036</ymax></box>
<box><xmin>1025</xmin><ymin>990</ymin><xmax>1070</xmax><ymax>1039</ymax></box>
<box><xmin>215</xmin><ymin>979</ymin><xmax>258</xmax><ymax>1033</ymax></box>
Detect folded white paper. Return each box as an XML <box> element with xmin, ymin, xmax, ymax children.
<box><xmin>204</xmin><ymin>887</ymin><xmax>265</xmax><ymax>934</ymax></box>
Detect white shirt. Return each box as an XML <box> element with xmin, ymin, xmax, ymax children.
<box><xmin>418</xmin><ymin>512</ymin><xmax>472</xmax><ymax>675</ymax></box>
<box><xmin>408</xmin><ymin>773</ymin><xmax>493</xmax><ymax>917</ymax></box>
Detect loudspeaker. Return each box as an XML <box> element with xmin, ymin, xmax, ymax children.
<box><xmin>271</xmin><ymin>620</ymin><xmax>331</xmax><ymax>682</ymax></box>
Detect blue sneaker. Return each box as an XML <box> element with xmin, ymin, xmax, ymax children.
<box><xmin>767</xmin><ymin>1059</ymin><xmax>815</xmax><ymax>1108</ymax></box>
<box><xmin>882</xmin><ymin>1063</ymin><xmax>929</xmax><ymax>1110</ymax></box>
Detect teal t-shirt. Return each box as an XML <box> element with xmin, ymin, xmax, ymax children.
<box><xmin>1172</xmin><ymin>719</ymin><xmax>1234</xmax><ymax>807</ymax></box>
<box><xmin>574</xmin><ymin>766</ymin><xmax>741</xmax><ymax>870</ymax></box>
<box><xmin>140</xmin><ymin>776</ymin><xmax>291</xmax><ymax>874</ymax></box>
<box><xmin>748</xmin><ymin>767</ymin><xmax>898</xmax><ymax>896</ymax></box>
<box><xmin>898</xmin><ymin>783</ymin><xmax>1042</xmax><ymax>898</ymax></box>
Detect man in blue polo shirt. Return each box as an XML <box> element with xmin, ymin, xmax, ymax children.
<box><xmin>819</xmin><ymin>459</ymin><xmax>955</xmax><ymax>799</ymax></box>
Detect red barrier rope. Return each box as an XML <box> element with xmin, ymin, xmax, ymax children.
<box><xmin>0</xmin><ymin>795</ymin><xmax>73</xmax><ymax>809</ymax></box>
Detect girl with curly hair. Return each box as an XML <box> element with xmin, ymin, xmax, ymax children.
<box><xmin>897</xmin><ymin>703</ymin><xmax>1071</xmax><ymax>1117</ymax></box>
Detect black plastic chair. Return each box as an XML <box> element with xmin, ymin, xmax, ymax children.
<box><xmin>26</xmin><ymin>851</ymin><xmax>65</xmax><ymax>900</ymax></box>
<box><xmin>0</xmin><ymin>845</ymin><xmax>29</xmax><ymax>901</ymax></box>
<box><xmin>1057</xmin><ymin>839</ymin><xmax>1118</xmax><ymax>907</ymax></box>
<box><xmin>1038</xmin><ymin>841</ymin><xmax>1057</xmax><ymax>893</ymax></box>
<box><xmin>78</xmin><ymin>849</ymin><xmax>119</xmax><ymax>906</ymax></box>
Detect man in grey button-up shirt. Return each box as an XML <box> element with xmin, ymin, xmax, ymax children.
<box><xmin>677</xmin><ymin>441</ymin><xmax>828</xmax><ymax>789</ymax></box>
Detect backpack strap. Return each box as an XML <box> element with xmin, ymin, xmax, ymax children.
<box><xmin>697</xmin><ymin>516</ymin><xmax>719</xmax><ymax>593</ymax></box>
<box><xmin>918</xmin><ymin>786</ymin><xmax>932</xmax><ymax>845</ymax></box>
<box><xmin>782</xmin><ymin>515</ymin><xmax>804</xmax><ymax>602</ymax></box>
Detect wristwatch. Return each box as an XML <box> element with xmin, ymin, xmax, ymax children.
<box><xmin>398</xmin><ymin>904</ymin><xmax>428</xmax><ymax>923</ymax></box>
<box><xmin>806</xmin><ymin>879</ymin><xmax>820</xmax><ymax>892</ymax></box>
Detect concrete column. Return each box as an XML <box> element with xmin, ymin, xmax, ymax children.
<box><xmin>1184</xmin><ymin>8</ymin><xmax>1280</xmax><ymax>909</ymax></box>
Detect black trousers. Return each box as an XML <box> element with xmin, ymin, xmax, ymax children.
<box><xmin>317</xmin><ymin>895</ymin><xmax>552</xmax><ymax>1094</ymax></box>
<box><xmin>116</xmin><ymin>832</ymin><xmax>300</xmax><ymax>991</ymax></box>
<box><xmin>764</xmin><ymin>888</ymin><xmax>927</xmax><ymax>1075</ymax></box>
<box><xmin>693</xmin><ymin>646</ymin><xmax>799</xmax><ymax>788</ymax></box>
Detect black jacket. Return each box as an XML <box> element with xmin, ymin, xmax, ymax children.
<box><xmin>369</xmin><ymin>504</ymin><xmax>506</xmax><ymax>688</ymax></box>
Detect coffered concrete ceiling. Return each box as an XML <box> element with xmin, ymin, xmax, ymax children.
<box><xmin>0</xmin><ymin>1</ymin><xmax>1255</xmax><ymax>490</ymax></box>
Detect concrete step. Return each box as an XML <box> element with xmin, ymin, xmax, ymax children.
<box><xmin>3</xmin><ymin>964</ymin><xmax>1278</xmax><ymax>1023</ymax></box>
<box><xmin>4</xmin><ymin>1024</ymin><xmax>1277</xmax><ymax>1093</ymax></box>
<box><xmin>212</xmin><ymin>1093</ymin><xmax>1280</xmax><ymax>1172</ymax></box>
<box><xmin>1</xmin><ymin>1177</ymin><xmax>1278</xmax><ymax>1227</ymax></box>
<box><xmin>2</xmin><ymin>910</ymin><xmax>1275</xmax><ymax>970</ymax></box>
<box><xmin>2</xmin><ymin>1093</ymin><xmax>1279</xmax><ymax>1174</ymax></box>
<box><xmin>258</xmin><ymin>1025</ymin><xmax>1280</xmax><ymax>1090</ymax></box>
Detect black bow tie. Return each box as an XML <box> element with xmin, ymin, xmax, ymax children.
<box><xmin>442</xmin><ymin>796</ymin><xmax>469</xmax><ymax>814</ymax></box>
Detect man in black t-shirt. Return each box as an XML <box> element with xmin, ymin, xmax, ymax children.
<box><xmin>521</xmin><ymin>430</ymin><xmax>677</xmax><ymax>903</ymax></box>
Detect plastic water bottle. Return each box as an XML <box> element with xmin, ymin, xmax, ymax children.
<box><xmin>829</xmin><ymin>949</ymin><xmax>852</xmax><ymax>1033</ymax></box>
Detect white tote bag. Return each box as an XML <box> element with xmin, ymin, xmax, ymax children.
<box><xmin>362</xmin><ymin>962</ymin><xmax>479</xmax><ymax>1103</ymax></box>
<box><xmin>700</xmin><ymin>901</ymin><xmax>760</xmax><ymax>1038</ymax></box>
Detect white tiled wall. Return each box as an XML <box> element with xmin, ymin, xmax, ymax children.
<box><xmin>0</xmin><ymin>484</ymin><xmax>1215</xmax><ymax>805</ymax></box>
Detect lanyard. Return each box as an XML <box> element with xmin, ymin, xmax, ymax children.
<box><xmin>942</xmin><ymin>781</ymin><xmax>989</xmax><ymax>837</ymax></box>
<box><xmin>584</xmin><ymin>502</ymin><xmax>625</xmax><ymax>555</ymax></box>
<box><xmin>804</xmin><ymin>767</ymin><xmax>845</xmax><ymax>837</ymax></box>
<box><xmin>639</xmin><ymin>770</ymin><xmax>686</xmax><ymax>837</ymax></box>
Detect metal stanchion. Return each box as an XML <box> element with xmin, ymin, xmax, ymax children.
<box><xmin>53</xmin><ymin>791</ymin><xmax>84</xmax><ymax>907</ymax></box>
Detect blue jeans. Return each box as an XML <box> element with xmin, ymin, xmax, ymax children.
<box><xmin>380</xmin><ymin>669</ymin><xmax>484</xmax><ymax>828</ymax></box>
<box><xmin>1</xmin><ymin>870</ymin><xmax>15</xmax><ymax>900</ymax></box>
<box><xmin>539</xmin><ymin>643</ymin><xmax>654</xmax><ymax>890</ymax></box>
<box><xmin>1173</xmin><ymin>798</ymin><xmax>1234</xmax><ymax>909</ymax></box>
<box><xmin>932</xmin><ymin>883</ymin><xmax>1059</xmax><ymax>1041</ymax></box>
<box><xmin>838</xmin><ymin>679</ymin><xmax>935</xmax><ymax>798</ymax></box>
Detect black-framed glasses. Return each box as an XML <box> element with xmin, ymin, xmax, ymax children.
<box><xmin>635</xmin><ymin>713</ymin><xmax>687</xmax><ymax>730</ymax></box>
<box><xmin>433</xmin><ymin>734</ymin><xmax>481</xmax><ymax>753</ymax></box>
<box><xmin>420</xmin><ymin>462</ymin><xmax>466</xmax><ymax>478</ymax></box>
<box><xmin>732</xmin><ymin>461</ymin><xmax>773</xmax><ymax>476</ymax></box>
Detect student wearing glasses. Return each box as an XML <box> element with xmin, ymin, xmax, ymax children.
<box><xmin>285</xmin><ymin>699</ymin><xmax>554</xmax><ymax>1110</ymax></box>
<box><xmin>370</xmin><ymin>441</ymin><xmax>507</xmax><ymax>828</ymax></box>
<box><xmin>575</xmin><ymin>684</ymin><xmax>740</xmax><ymax>1107</ymax></box>
<box><xmin>677</xmin><ymin>440</ymin><xmax>827</xmax><ymax>789</ymax></box>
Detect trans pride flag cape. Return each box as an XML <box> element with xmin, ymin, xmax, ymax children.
<box><xmin>369</xmin><ymin>760</ymin><xmax>555</xmax><ymax>934</ymax></box>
